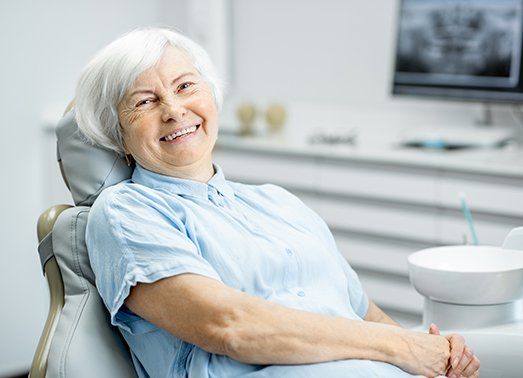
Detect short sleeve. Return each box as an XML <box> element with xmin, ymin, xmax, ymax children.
<box><xmin>263</xmin><ymin>184</ymin><xmax>369</xmax><ymax>318</ymax></box>
<box><xmin>86</xmin><ymin>185</ymin><xmax>222</xmax><ymax>334</ymax></box>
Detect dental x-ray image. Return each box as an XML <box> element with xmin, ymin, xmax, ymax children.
<box><xmin>395</xmin><ymin>0</ymin><xmax>523</xmax><ymax>88</ymax></box>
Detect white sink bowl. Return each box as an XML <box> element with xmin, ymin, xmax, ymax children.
<box><xmin>408</xmin><ymin>246</ymin><xmax>523</xmax><ymax>305</ymax></box>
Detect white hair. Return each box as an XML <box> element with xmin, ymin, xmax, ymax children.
<box><xmin>74</xmin><ymin>27</ymin><xmax>223</xmax><ymax>154</ymax></box>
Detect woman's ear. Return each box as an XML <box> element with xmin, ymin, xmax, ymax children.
<box><xmin>120</xmin><ymin>129</ymin><xmax>131</xmax><ymax>161</ymax></box>
<box><xmin>124</xmin><ymin>153</ymin><xmax>133</xmax><ymax>167</ymax></box>
<box><xmin>122</xmin><ymin>140</ymin><xmax>133</xmax><ymax>167</ymax></box>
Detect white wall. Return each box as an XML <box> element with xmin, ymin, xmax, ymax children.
<box><xmin>0</xmin><ymin>1</ymin><xmax>187</xmax><ymax>376</ymax></box>
<box><xmin>226</xmin><ymin>0</ymin><xmax>519</xmax><ymax>134</ymax></box>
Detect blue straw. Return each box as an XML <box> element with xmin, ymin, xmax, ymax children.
<box><xmin>459</xmin><ymin>192</ymin><xmax>479</xmax><ymax>245</ymax></box>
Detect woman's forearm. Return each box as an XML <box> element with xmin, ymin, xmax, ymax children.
<box><xmin>364</xmin><ymin>299</ymin><xmax>401</xmax><ymax>327</ymax></box>
<box><xmin>224</xmin><ymin>294</ymin><xmax>404</xmax><ymax>365</ymax></box>
<box><xmin>222</xmin><ymin>290</ymin><xmax>452</xmax><ymax>378</ymax></box>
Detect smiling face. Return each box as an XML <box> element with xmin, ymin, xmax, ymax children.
<box><xmin>118</xmin><ymin>46</ymin><xmax>219</xmax><ymax>180</ymax></box>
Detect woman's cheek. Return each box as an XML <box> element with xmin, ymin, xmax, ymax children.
<box><xmin>127</xmin><ymin>109</ymin><xmax>147</xmax><ymax>124</ymax></box>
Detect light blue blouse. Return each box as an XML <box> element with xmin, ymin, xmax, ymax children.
<box><xmin>86</xmin><ymin>164</ymin><xmax>413</xmax><ymax>377</ymax></box>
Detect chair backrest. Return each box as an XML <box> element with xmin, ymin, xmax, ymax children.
<box><xmin>30</xmin><ymin>110</ymin><xmax>137</xmax><ymax>377</ymax></box>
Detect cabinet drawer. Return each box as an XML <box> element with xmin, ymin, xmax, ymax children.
<box><xmin>319</xmin><ymin>160</ymin><xmax>437</xmax><ymax>205</ymax></box>
<box><xmin>333</xmin><ymin>231</ymin><xmax>429</xmax><ymax>276</ymax></box>
<box><xmin>437</xmin><ymin>212</ymin><xmax>522</xmax><ymax>246</ymax></box>
<box><xmin>214</xmin><ymin>149</ymin><xmax>319</xmax><ymax>188</ymax></box>
<box><xmin>317</xmin><ymin>196</ymin><xmax>438</xmax><ymax>243</ymax></box>
<box><xmin>438</xmin><ymin>172</ymin><xmax>523</xmax><ymax>217</ymax></box>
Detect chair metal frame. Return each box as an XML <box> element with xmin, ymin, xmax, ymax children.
<box><xmin>30</xmin><ymin>205</ymin><xmax>72</xmax><ymax>378</ymax></box>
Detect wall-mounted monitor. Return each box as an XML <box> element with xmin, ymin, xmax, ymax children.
<box><xmin>392</xmin><ymin>0</ymin><xmax>523</xmax><ymax>103</ymax></box>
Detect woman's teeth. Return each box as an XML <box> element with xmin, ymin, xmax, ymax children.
<box><xmin>163</xmin><ymin>125</ymin><xmax>199</xmax><ymax>141</ymax></box>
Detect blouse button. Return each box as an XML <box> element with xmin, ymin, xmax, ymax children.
<box><xmin>297</xmin><ymin>290</ymin><xmax>305</xmax><ymax>297</ymax></box>
<box><xmin>285</xmin><ymin>248</ymin><xmax>293</xmax><ymax>256</ymax></box>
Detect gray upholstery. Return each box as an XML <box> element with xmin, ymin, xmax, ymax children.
<box><xmin>47</xmin><ymin>208</ymin><xmax>136</xmax><ymax>377</ymax></box>
<box><xmin>56</xmin><ymin>111</ymin><xmax>132</xmax><ymax>206</ymax></box>
<box><xmin>42</xmin><ymin>110</ymin><xmax>136</xmax><ymax>377</ymax></box>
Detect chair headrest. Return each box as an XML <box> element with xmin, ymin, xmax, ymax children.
<box><xmin>56</xmin><ymin>110</ymin><xmax>132</xmax><ymax>206</ymax></box>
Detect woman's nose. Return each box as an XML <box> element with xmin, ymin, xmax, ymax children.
<box><xmin>161</xmin><ymin>98</ymin><xmax>187</xmax><ymax>123</ymax></box>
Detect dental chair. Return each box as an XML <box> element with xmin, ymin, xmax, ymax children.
<box><xmin>30</xmin><ymin>109</ymin><xmax>137</xmax><ymax>377</ymax></box>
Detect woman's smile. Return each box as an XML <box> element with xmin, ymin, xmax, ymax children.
<box><xmin>160</xmin><ymin>124</ymin><xmax>201</xmax><ymax>143</ymax></box>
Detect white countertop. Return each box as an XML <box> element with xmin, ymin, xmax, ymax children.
<box><xmin>216</xmin><ymin>129</ymin><xmax>523</xmax><ymax>179</ymax></box>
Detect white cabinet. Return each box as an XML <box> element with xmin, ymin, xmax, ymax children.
<box><xmin>318</xmin><ymin>161</ymin><xmax>438</xmax><ymax>206</ymax></box>
<box><xmin>213</xmin><ymin>149</ymin><xmax>320</xmax><ymax>188</ymax></box>
<box><xmin>214</xmin><ymin>138</ymin><xmax>523</xmax><ymax>327</ymax></box>
<box><xmin>438</xmin><ymin>172</ymin><xmax>523</xmax><ymax>217</ymax></box>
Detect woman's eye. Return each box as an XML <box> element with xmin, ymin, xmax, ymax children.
<box><xmin>136</xmin><ymin>98</ymin><xmax>155</xmax><ymax>107</ymax></box>
<box><xmin>178</xmin><ymin>82</ymin><xmax>193</xmax><ymax>92</ymax></box>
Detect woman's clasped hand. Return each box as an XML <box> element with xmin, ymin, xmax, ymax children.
<box><xmin>429</xmin><ymin>324</ymin><xmax>480</xmax><ymax>378</ymax></box>
<box><xmin>372</xmin><ymin>320</ymin><xmax>480</xmax><ymax>377</ymax></box>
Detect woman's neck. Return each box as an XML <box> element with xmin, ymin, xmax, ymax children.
<box><xmin>160</xmin><ymin>160</ymin><xmax>215</xmax><ymax>183</ymax></box>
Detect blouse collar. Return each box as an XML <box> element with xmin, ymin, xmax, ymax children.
<box><xmin>131</xmin><ymin>163</ymin><xmax>235</xmax><ymax>200</ymax></box>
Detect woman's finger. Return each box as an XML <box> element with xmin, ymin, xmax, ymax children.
<box><xmin>429</xmin><ymin>323</ymin><xmax>440</xmax><ymax>335</ymax></box>
<box><xmin>461</xmin><ymin>354</ymin><xmax>480</xmax><ymax>377</ymax></box>
<box><xmin>447</xmin><ymin>334</ymin><xmax>466</xmax><ymax>371</ymax></box>
<box><xmin>453</xmin><ymin>346</ymin><xmax>473</xmax><ymax>376</ymax></box>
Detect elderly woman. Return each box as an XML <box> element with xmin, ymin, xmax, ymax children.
<box><xmin>77</xmin><ymin>28</ymin><xmax>480</xmax><ymax>378</ymax></box>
